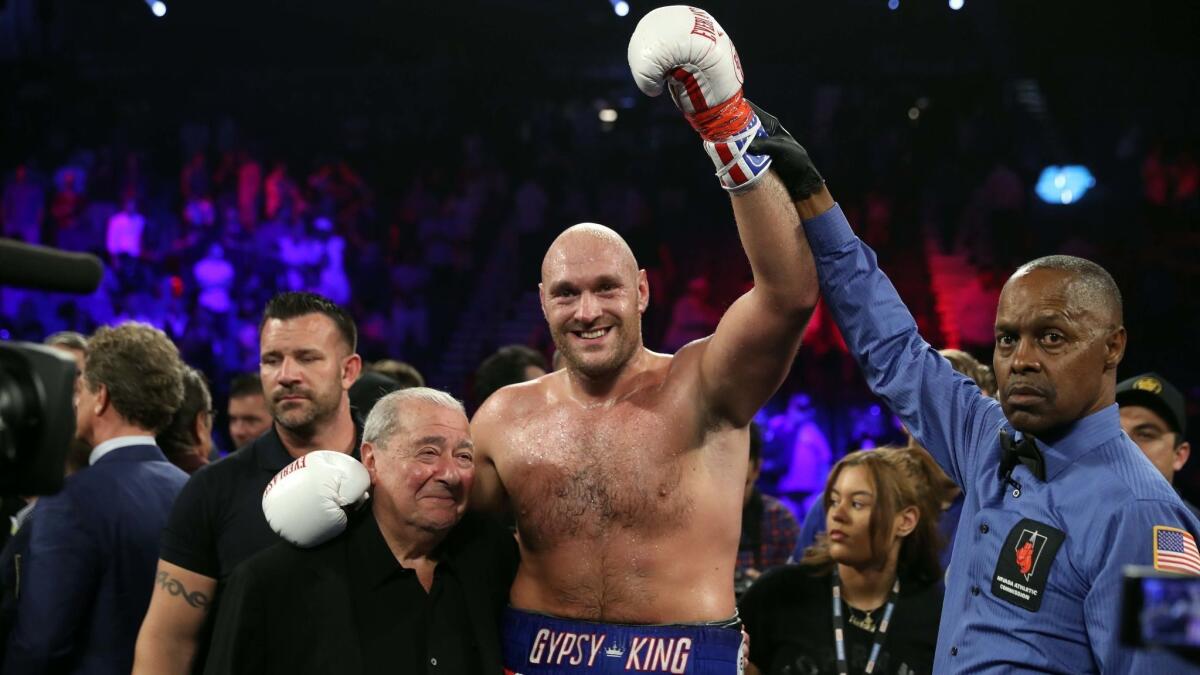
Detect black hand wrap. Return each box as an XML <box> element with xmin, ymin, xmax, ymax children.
<box><xmin>746</xmin><ymin>101</ymin><xmax>825</xmax><ymax>201</ymax></box>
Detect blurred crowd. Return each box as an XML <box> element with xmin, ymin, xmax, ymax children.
<box><xmin>1</xmin><ymin>74</ymin><xmax>1197</xmax><ymax>473</ymax></box>
<box><xmin>0</xmin><ymin>75</ymin><xmax>1198</xmax><ymax>675</ymax></box>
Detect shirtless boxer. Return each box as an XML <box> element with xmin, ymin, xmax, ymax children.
<box><xmin>263</xmin><ymin>7</ymin><xmax>828</xmax><ymax>673</ymax></box>
<box><xmin>475</xmin><ymin>7</ymin><xmax>830</xmax><ymax>673</ymax></box>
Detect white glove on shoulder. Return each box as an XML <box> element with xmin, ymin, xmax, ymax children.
<box><xmin>262</xmin><ymin>450</ymin><xmax>371</xmax><ymax>547</ymax></box>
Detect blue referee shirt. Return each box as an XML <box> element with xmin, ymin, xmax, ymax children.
<box><xmin>805</xmin><ymin>204</ymin><xmax>1200</xmax><ymax>673</ymax></box>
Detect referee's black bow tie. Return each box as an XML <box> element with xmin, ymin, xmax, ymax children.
<box><xmin>999</xmin><ymin>429</ymin><xmax>1046</xmax><ymax>481</ymax></box>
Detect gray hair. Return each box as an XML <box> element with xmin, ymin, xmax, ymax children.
<box><xmin>44</xmin><ymin>330</ymin><xmax>88</xmax><ymax>353</ymax></box>
<box><xmin>362</xmin><ymin>387</ymin><xmax>465</xmax><ymax>447</ymax></box>
<box><xmin>1011</xmin><ymin>255</ymin><xmax>1123</xmax><ymax>326</ymax></box>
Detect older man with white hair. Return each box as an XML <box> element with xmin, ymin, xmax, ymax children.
<box><xmin>203</xmin><ymin>388</ymin><xmax>518</xmax><ymax>675</ymax></box>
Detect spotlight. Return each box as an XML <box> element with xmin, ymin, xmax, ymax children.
<box><xmin>599</xmin><ymin>108</ymin><xmax>618</xmax><ymax>123</ymax></box>
<box><xmin>612</xmin><ymin>1</ymin><xmax>630</xmax><ymax>17</ymax></box>
<box><xmin>888</xmin><ymin>0</ymin><xmax>899</xmax><ymax>10</ymax></box>
<box><xmin>1035</xmin><ymin>165</ymin><xmax>1095</xmax><ymax>205</ymax></box>
<box><xmin>948</xmin><ymin>0</ymin><xmax>964</xmax><ymax>10</ymax></box>
<box><xmin>145</xmin><ymin>0</ymin><xmax>167</xmax><ymax>17</ymax></box>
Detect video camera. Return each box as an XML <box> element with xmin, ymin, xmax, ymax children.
<box><xmin>1121</xmin><ymin>565</ymin><xmax>1200</xmax><ymax>665</ymax></box>
<box><xmin>0</xmin><ymin>344</ymin><xmax>77</xmax><ymax>495</ymax></box>
<box><xmin>0</xmin><ymin>238</ymin><xmax>104</xmax><ymax>497</ymax></box>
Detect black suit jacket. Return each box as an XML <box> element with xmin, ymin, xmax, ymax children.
<box><xmin>204</xmin><ymin>508</ymin><xmax>517</xmax><ymax>675</ymax></box>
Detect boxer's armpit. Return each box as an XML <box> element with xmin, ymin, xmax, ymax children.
<box><xmin>155</xmin><ymin>570</ymin><xmax>211</xmax><ymax>610</ymax></box>
<box><xmin>469</xmin><ymin>399</ymin><xmax>515</xmax><ymax>513</ymax></box>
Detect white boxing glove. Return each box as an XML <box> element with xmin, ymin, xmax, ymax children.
<box><xmin>627</xmin><ymin>5</ymin><xmax>771</xmax><ymax>191</ymax></box>
<box><xmin>261</xmin><ymin>450</ymin><xmax>371</xmax><ymax>547</ymax></box>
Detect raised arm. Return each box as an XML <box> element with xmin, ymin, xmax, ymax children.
<box><xmin>697</xmin><ymin>173</ymin><xmax>823</xmax><ymax>426</ymax></box>
<box><xmin>805</xmin><ymin>206</ymin><xmax>1002</xmax><ymax>484</ymax></box>
<box><xmin>751</xmin><ymin>109</ymin><xmax>1003</xmax><ymax>485</ymax></box>
<box><xmin>625</xmin><ymin>7</ymin><xmax>820</xmax><ymax>427</ymax></box>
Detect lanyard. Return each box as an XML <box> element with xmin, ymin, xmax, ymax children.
<box><xmin>831</xmin><ymin>567</ymin><xmax>900</xmax><ymax>675</ymax></box>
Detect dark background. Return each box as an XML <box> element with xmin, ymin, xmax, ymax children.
<box><xmin>1</xmin><ymin>0</ymin><xmax>1197</xmax><ymax>504</ymax></box>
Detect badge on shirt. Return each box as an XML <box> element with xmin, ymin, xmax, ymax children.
<box><xmin>1153</xmin><ymin>526</ymin><xmax>1200</xmax><ymax>575</ymax></box>
<box><xmin>991</xmin><ymin>518</ymin><xmax>1065</xmax><ymax>612</ymax></box>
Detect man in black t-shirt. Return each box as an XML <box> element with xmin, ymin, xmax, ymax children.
<box><xmin>133</xmin><ymin>292</ymin><xmax>363</xmax><ymax>674</ymax></box>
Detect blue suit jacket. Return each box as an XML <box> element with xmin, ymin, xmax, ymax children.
<box><xmin>2</xmin><ymin>444</ymin><xmax>188</xmax><ymax>675</ymax></box>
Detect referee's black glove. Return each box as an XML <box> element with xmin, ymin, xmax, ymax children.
<box><xmin>747</xmin><ymin>100</ymin><xmax>825</xmax><ymax>201</ymax></box>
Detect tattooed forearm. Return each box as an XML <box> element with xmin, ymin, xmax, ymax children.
<box><xmin>156</xmin><ymin>571</ymin><xmax>211</xmax><ymax>610</ymax></box>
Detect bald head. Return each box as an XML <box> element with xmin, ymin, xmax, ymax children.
<box><xmin>994</xmin><ymin>254</ymin><xmax>1127</xmax><ymax>436</ymax></box>
<box><xmin>542</xmin><ymin>223</ymin><xmax>639</xmax><ymax>284</ymax></box>
<box><xmin>539</xmin><ymin>223</ymin><xmax>649</xmax><ymax>380</ymax></box>
<box><xmin>1007</xmin><ymin>255</ymin><xmax>1123</xmax><ymax>329</ymax></box>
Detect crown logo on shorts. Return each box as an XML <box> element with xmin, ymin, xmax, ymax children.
<box><xmin>605</xmin><ymin>644</ymin><xmax>625</xmax><ymax>658</ymax></box>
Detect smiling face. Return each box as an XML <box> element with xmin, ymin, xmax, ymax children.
<box><xmin>539</xmin><ymin>224</ymin><xmax>649</xmax><ymax>380</ymax></box>
<box><xmin>363</xmin><ymin>400</ymin><xmax>475</xmax><ymax>534</ymax></box>
<box><xmin>993</xmin><ymin>268</ymin><xmax>1125</xmax><ymax>437</ymax></box>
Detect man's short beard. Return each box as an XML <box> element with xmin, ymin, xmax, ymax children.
<box><xmin>270</xmin><ymin>396</ymin><xmax>339</xmax><ymax>439</ymax></box>
<box><xmin>565</xmin><ymin>350</ymin><xmax>624</xmax><ymax>379</ymax></box>
<box><xmin>552</xmin><ymin>324</ymin><xmax>640</xmax><ymax>380</ymax></box>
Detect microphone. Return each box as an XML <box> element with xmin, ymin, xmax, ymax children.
<box><xmin>0</xmin><ymin>239</ymin><xmax>104</xmax><ymax>294</ymax></box>
<box><xmin>998</xmin><ymin>430</ymin><xmax>1024</xmax><ymax>498</ymax></box>
<box><xmin>1001</xmin><ymin>471</ymin><xmax>1022</xmax><ymax>498</ymax></box>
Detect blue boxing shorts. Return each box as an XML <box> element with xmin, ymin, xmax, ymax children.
<box><xmin>502</xmin><ymin>606</ymin><xmax>743</xmax><ymax>674</ymax></box>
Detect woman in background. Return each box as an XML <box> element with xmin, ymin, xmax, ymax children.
<box><xmin>740</xmin><ymin>446</ymin><xmax>953</xmax><ymax>675</ymax></box>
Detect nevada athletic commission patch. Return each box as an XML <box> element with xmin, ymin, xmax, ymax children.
<box><xmin>991</xmin><ymin>518</ymin><xmax>1065</xmax><ymax>612</ymax></box>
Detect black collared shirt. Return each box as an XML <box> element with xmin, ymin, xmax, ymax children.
<box><xmin>203</xmin><ymin>508</ymin><xmax>516</xmax><ymax>675</ymax></box>
<box><xmin>349</xmin><ymin>510</ymin><xmax>479</xmax><ymax>674</ymax></box>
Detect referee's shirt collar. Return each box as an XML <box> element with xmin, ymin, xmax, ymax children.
<box><xmin>1013</xmin><ymin>403</ymin><xmax>1124</xmax><ymax>481</ymax></box>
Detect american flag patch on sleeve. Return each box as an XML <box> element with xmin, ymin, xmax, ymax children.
<box><xmin>1153</xmin><ymin>526</ymin><xmax>1200</xmax><ymax>575</ymax></box>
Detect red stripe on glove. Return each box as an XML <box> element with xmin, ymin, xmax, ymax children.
<box><xmin>671</xmin><ymin>67</ymin><xmax>711</xmax><ymax>113</ymax></box>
